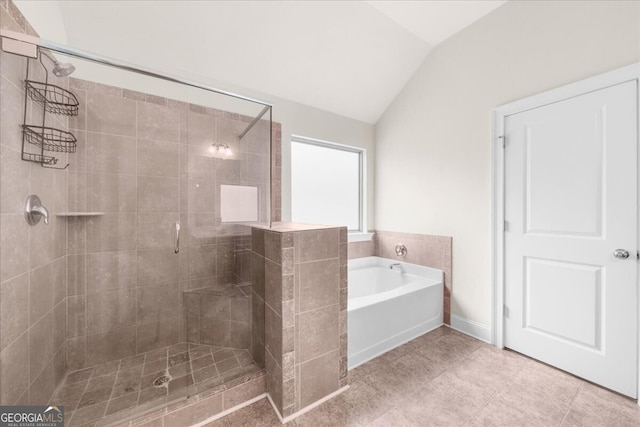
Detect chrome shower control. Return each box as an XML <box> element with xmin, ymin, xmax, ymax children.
<box><xmin>24</xmin><ymin>194</ymin><xmax>49</xmax><ymax>226</ymax></box>
<box><xmin>613</xmin><ymin>249</ymin><xmax>630</xmax><ymax>259</ymax></box>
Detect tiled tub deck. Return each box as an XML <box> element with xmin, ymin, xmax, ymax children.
<box><xmin>53</xmin><ymin>342</ymin><xmax>263</xmax><ymax>426</ymax></box>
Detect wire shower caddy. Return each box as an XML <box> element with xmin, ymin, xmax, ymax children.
<box><xmin>21</xmin><ymin>50</ymin><xmax>78</xmax><ymax>169</ymax></box>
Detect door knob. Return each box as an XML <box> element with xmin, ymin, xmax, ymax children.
<box><xmin>613</xmin><ymin>249</ymin><xmax>630</xmax><ymax>259</ymax></box>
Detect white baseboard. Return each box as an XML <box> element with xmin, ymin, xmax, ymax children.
<box><xmin>450</xmin><ymin>314</ymin><xmax>491</xmax><ymax>343</ymax></box>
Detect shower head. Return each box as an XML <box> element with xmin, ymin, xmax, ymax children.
<box><xmin>40</xmin><ymin>50</ymin><xmax>75</xmax><ymax>77</ymax></box>
<box><xmin>52</xmin><ymin>62</ymin><xmax>75</xmax><ymax>78</ymax></box>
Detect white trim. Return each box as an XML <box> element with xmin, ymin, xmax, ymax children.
<box><xmin>192</xmin><ymin>393</ymin><xmax>268</xmax><ymax>427</ymax></box>
<box><xmin>450</xmin><ymin>314</ymin><xmax>491</xmax><ymax>343</ymax></box>
<box><xmin>348</xmin><ymin>232</ymin><xmax>374</xmax><ymax>243</ymax></box>
<box><xmin>267</xmin><ymin>385</ymin><xmax>349</xmax><ymax>424</ymax></box>
<box><xmin>491</xmin><ymin>62</ymin><xmax>640</xmax><ymax>401</ymax></box>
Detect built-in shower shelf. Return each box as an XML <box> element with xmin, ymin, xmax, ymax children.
<box><xmin>56</xmin><ymin>212</ymin><xmax>105</xmax><ymax>217</ymax></box>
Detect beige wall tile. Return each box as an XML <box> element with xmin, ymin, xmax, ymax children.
<box><xmin>0</xmin><ymin>76</ymin><xmax>24</xmax><ymax>152</ymax></box>
<box><xmin>264</xmin><ymin>259</ymin><xmax>282</xmax><ymax>315</ymax></box>
<box><xmin>163</xmin><ymin>393</ymin><xmax>223</xmax><ymax>427</ymax></box>
<box><xmin>53</xmin><ymin>300</ymin><xmax>66</xmax><ymax>351</ymax></box>
<box><xmin>137</xmin><ymin>282</ymin><xmax>181</xmax><ymax>324</ymax></box>
<box><xmin>137</xmin><ymin>139</ymin><xmax>180</xmax><ymax>177</ymax></box>
<box><xmin>1</xmin><ymin>214</ymin><xmax>30</xmax><ymax>281</ymax></box>
<box><xmin>228</xmin><ymin>321</ymin><xmax>250</xmax><ymax>349</ymax></box>
<box><xmin>29</xmin><ymin>213</ymin><xmax>55</xmax><ymax>268</ymax></box>
<box><xmin>86</xmin><ymin>132</ymin><xmax>136</xmax><ymax>174</ymax></box>
<box><xmin>230</xmin><ymin>296</ymin><xmax>250</xmax><ymax>323</ymax></box>
<box><xmin>223</xmin><ymin>376</ymin><xmax>266</xmax><ymax>410</ymax></box>
<box><xmin>67</xmin><ymin>254</ymin><xmax>86</xmax><ymax>296</ymax></box>
<box><xmin>86</xmin><ymin>289</ymin><xmax>136</xmax><ymax>334</ymax></box>
<box><xmin>52</xmin><ymin>256</ymin><xmax>66</xmax><ymax>305</ymax></box>
<box><xmin>299</xmin><ymin>349</ymin><xmax>339</xmax><ymax>408</ymax></box>
<box><xmin>0</xmin><ymin>332</ymin><xmax>29</xmax><ymax>404</ymax></box>
<box><xmin>67</xmin><ymin>217</ymin><xmax>86</xmax><ymax>255</ymax></box>
<box><xmin>136</xmin><ymin>318</ymin><xmax>180</xmax><ymax>354</ymax></box>
<box><xmin>86</xmin><ymin>250</ymin><xmax>137</xmax><ymax>293</ymax></box>
<box><xmin>86</xmin><ymin>92</ymin><xmax>136</xmax><ymax>137</ymax></box>
<box><xmin>251</xmin><ymin>228</ymin><xmax>265</xmax><ymax>256</ymax></box>
<box><xmin>86</xmin><ymin>173</ymin><xmax>137</xmax><ymax>212</ymax></box>
<box><xmin>215</xmin><ymin>157</ymin><xmax>241</xmax><ymax>184</ymax></box>
<box><xmin>137</xmin><ymin>212</ymin><xmax>179</xmax><ymax>249</ymax></box>
<box><xmin>0</xmin><ymin>273</ymin><xmax>29</xmax><ymax>351</ymax></box>
<box><xmin>86</xmin><ymin>213</ymin><xmax>137</xmax><ymax>252</ymax></box>
<box><xmin>200</xmin><ymin>317</ymin><xmax>230</xmax><ymax>347</ymax></box>
<box><xmin>299</xmin><ymin>229</ymin><xmax>340</xmax><ymax>262</ymax></box>
<box><xmin>30</xmin><ymin>357</ymin><xmax>55</xmax><ymax>405</ymax></box>
<box><xmin>29</xmin><ymin>311</ymin><xmax>54</xmax><ymax>381</ymax></box>
<box><xmin>188</xmin><ymin>244</ymin><xmax>217</xmax><ymax>279</ymax></box>
<box><xmin>0</xmin><ymin>146</ymin><xmax>30</xmax><ymax>213</ymax></box>
<box><xmin>137</xmin><ymin>248</ymin><xmax>178</xmax><ymax>286</ymax></box>
<box><xmin>216</xmin><ymin>116</ymin><xmax>243</xmax><ymax>147</ymax></box>
<box><xmin>138</xmin><ymin>176</ymin><xmax>180</xmax><ymax>212</ymax></box>
<box><xmin>186</xmin><ymin>178</ymin><xmax>216</xmax><ymax>213</ymax></box>
<box><xmin>200</xmin><ymin>294</ymin><xmax>230</xmax><ymax>319</ymax></box>
<box><xmin>138</xmin><ymin>102</ymin><xmax>180</xmax><ymax>142</ymax></box>
<box><xmin>67</xmin><ymin>171</ymin><xmax>87</xmax><ymax>212</ymax></box>
<box><xmin>185</xmin><ymin>213</ymin><xmax>217</xmax><ymax>246</ymax></box>
<box><xmin>264</xmin><ymin>231</ymin><xmax>281</xmax><ymax>264</ymax></box>
<box><xmin>265</xmin><ymin>306</ymin><xmax>282</xmax><ymax>364</ymax></box>
<box><xmin>299</xmin><ymin>259</ymin><xmax>339</xmax><ymax>312</ymax></box>
<box><xmin>186</xmin><ymin>110</ymin><xmax>216</xmax><ymax>144</ymax></box>
<box><xmin>251</xmin><ymin>293</ymin><xmax>265</xmax><ymax>346</ymax></box>
<box><xmin>265</xmin><ymin>350</ymin><xmax>283</xmax><ymax>413</ymax></box>
<box><xmin>86</xmin><ymin>327</ymin><xmax>136</xmax><ymax>366</ymax></box>
<box><xmin>187</xmin><ymin>145</ymin><xmax>217</xmax><ymax>179</ymax></box>
<box><xmin>67</xmin><ymin>295</ymin><xmax>86</xmax><ymax>338</ymax></box>
<box><xmin>67</xmin><ymin>336</ymin><xmax>86</xmax><ymax>370</ymax></box>
<box><xmin>68</xmin><ymin>90</ymin><xmax>87</xmax><ymax>132</ymax></box>
<box><xmin>298</xmin><ymin>304</ymin><xmax>339</xmax><ymax>364</ymax></box>
<box><xmin>29</xmin><ymin>262</ymin><xmax>53</xmax><ymax>326</ymax></box>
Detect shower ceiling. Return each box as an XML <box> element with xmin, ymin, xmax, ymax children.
<box><xmin>14</xmin><ymin>0</ymin><xmax>506</xmax><ymax>124</ymax></box>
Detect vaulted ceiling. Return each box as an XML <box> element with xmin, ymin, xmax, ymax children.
<box><xmin>15</xmin><ymin>1</ymin><xmax>507</xmax><ymax>123</ymax></box>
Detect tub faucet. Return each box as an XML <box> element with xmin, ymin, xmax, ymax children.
<box><xmin>389</xmin><ymin>263</ymin><xmax>402</xmax><ymax>270</ymax></box>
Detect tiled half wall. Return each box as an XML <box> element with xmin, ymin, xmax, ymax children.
<box><xmin>251</xmin><ymin>224</ymin><xmax>348</xmax><ymax>419</ymax></box>
<box><xmin>349</xmin><ymin>230</ymin><xmax>452</xmax><ymax>324</ymax></box>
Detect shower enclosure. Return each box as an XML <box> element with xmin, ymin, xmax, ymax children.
<box><xmin>0</xmin><ymin>26</ymin><xmax>272</xmax><ymax>425</ymax></box>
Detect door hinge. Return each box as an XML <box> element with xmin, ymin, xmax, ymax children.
<box><xmin>498</xmin><ymin>136</ymin><xmax>506</xmax><ymax>148</ymax></box>
<box><xmin>504</xmin><ymin>221</ymin><xmax>509</xmax><ymax>232</ymax></box>
<box><xmin>503</xmin><ymin>305</ymin><xmax>510</xmax><ymax>318</ymax></box>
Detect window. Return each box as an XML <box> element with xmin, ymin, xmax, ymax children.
<box><xmin>291</xmin><ymin>136</ymin><xmax>364</xmax><ymax>232</ymax></box>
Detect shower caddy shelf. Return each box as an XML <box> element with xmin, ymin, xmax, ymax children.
<box><xmin>21</xmin><ymin>53</ymin><xmax>79</xmax><ymax>169</ymax></box>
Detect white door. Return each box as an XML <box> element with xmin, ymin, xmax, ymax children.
<box><xmin>504</xmin><ymin>80</ymin><xmax>638</xmax><ymax>398</ymax></box>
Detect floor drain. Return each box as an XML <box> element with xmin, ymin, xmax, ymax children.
<box><xmin>153</xmin><ymin>375</ymin><xmax>171</xmax><ymax>388</ymax></box>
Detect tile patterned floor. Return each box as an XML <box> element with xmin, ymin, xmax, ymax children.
<box><xmin>206</xmin><ymin>327</ymin><xmax>640</xmax><ymax>426</ymax></box>
<box><xmin>52</xmin><ymin>343</ymin><xmax>259</xmax><ymax>427</ymax></box>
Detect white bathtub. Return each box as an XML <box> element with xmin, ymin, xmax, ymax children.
<box><xmin>348</xmin><ymin>256</ymin><xmax>443</xmax><ymax>369</ymax></box>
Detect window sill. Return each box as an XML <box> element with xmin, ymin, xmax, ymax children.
<box><xmin>348</xmin><ymin>232</ymin><xmax>374</xmax><ymax>243</ymax></box>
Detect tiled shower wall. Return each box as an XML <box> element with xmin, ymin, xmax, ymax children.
<box><xmin>65</xmin><ymin>77</ymin><xmax>275</xmax><ymax>369</ymax></box>
<box><xmin>252</xmin><ymin>224</ymin><xmax>347</xmax><ymax>419</ymax></box>
<box><xmin>0</xmin><ymin>2</ymin><xmax>68</xmax><ymax>405</ymax></box>
<box><xmin>348</xmin><ymin>230</ymin><xmax>452</xmax><ymax>324</ymax></box>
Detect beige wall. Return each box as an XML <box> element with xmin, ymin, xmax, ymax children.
<box><xmin>375</xmin><ymin>0</ymin><xmax>640</xmax><ymax>327</ymax></box>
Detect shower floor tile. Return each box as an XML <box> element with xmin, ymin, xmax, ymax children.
<box><xmin>52</xmin><ymin>343</ymin><xmax>260</xmax><ymax>427</ymax></box>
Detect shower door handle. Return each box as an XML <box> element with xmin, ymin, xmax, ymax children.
<box><xmin>174</xmin><ymin>222</ymin><xmax>180</xmax><ymax>254</ymax></box>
